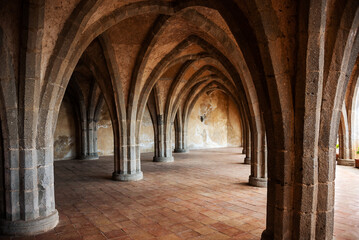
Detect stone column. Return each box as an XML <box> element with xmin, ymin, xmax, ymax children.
<box><xmin>0</xmin><ymin>1</ymin><xmax>58</xmax><ymax>235</ymax></box>
<box><xmin>86</xmin><ymin>118</ymin><xmax>98</xmax><ymax>160</ymax></box>
<box><xmin>249</xmin><ymin>131</ymin><xmax>267</xmax><ymax>188</ymax></box>
<box><xmin>93</xmin><ymin>122</ymin><xmax>99</xmax><ymax>158</ymax></box>
<box><xmin>244</xmin><ymin>126</ymin><xmax>251</xmax><ymax>164</ymax></box>
<box><xmin>112</xmin><ymin>126</ymin><xmax>143</xmax><ymax>181</ymax></box>
<box><xmin>174</xmin><ymin>112</ymin><xmax>188</xmax><ymax>153</ymax></box>
<box><xmin>80</xmin><ymin>119</ymin><xmax>88</xmax><ymax>159</ymax></box>
<box><xmin>153</xmin><ymin>115</ymin><xmax>174</xmax><ymax>162</ymax></box>
<box><xmin>241</xmin><ymin>122</ymin><xmax>246</xmax><ymax>154</ymax></box>
<box><xmin>338</xmin><ymin>132</ymin><xmax>354</xmax><ymax>166</ymax></box>
<box><xmin>338</xmin><ymin>107</ymin><xmax>354</xmax><ymax>166</ymax></box>
<box><xmin>0</xmin><ymin>147</ymin><xmax>59</xmax><ymax>235</ymax></box>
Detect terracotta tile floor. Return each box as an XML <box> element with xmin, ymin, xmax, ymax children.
<box><xmin>1</xmin><ymin>148</ymin><xmax>358</xmax><ymax>239</ymax></box>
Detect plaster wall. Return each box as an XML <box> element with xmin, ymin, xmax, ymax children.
<box><xmin>54</xmin><ymin>101</ymin><xmax>155</xmax><ymax>159</ymax></box>
<box><xmin>54</xmin><ymin>97</ymin><xmax>77</xmax><ymax>160</ymax></box>
<box><xmin>187</xmin><ymin>91</ymin><xmax>242</xmax><ymax>149</ymax></box>
<box><xmin>140</xmin><ymin>107</ymin><xmax>155</xmax><ymax>153</ymax></box>
<box><xmin>54</xmin><ymin>92</ymin><xmax>242</xmax><ymax>159</ymax></box>
<box><xmin>97</xmin><ymin>104</ymin><xmax>114</xmax><ymax>156</ymax></box>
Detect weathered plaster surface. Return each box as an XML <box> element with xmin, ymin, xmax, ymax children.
<box><xmin>140</xmin><ymin>107</ymin><xmax>155</xmax><ymax>153</ymax></box>
<box><xmin>227</xmin><ymin>97</ymin><xmax>242</xmax><ymax>147</ymax></box>
<box><xmin>54</xmin><ymin>97</ymin><xmax>77</xmax><ymax>160</ymax></box>
<box><xmin>97</xmin><ymin>104</ymin><xmax>114</xmax><ymax>156</ymax></box>
<box><xmin>54</xmin><ymin>101</ymin><xmax>156</xmax><ymax>158</ymax></box>
<box><xmin>188</xmin><ymin>91</ymin><xmax>242</xmax><ymax>149</ymax></box>
<box><xmin>54</xmin><ymin>90</ymin><xmax>242</xmax><ymax>159</ymax></box>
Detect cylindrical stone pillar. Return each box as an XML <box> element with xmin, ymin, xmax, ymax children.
<box><xmin>249</xmin><ymin>132</ymin><xmax>267</xmax><ymax>187</ymax></box>
<box><xmin>80</xmin><ymin>120</ymin><xmax>88</xmax><ymax>159</ymax></box>
<box><xmin>112</xmin><ymin>127</ymin><xmax>143</xmax><ymax>182</ymax></box>
<box><xmin>153</xmin><ymin>115</ymin><xmax>173</xmax><ymax>162</ymax></box>
<box><xmin>0</xmin><ymin>147</ymin><xmax>58</xmax><ymax>235</ymax></box>
<box><xmin>86</xmin><ymin>119</ymin><xmax>98</xmax><ymax>160</ymax></box>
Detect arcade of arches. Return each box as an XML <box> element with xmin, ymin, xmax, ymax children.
<box><xmin>0</xmin><ymin>0</ymin><xmax>359</xmax><ymax>239</ymax></box>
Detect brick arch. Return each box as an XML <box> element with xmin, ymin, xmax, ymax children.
<box><xmin>134</xmin><ymin>33</ymin><xmax>260</xmax><ymax>149</ymax></box>
<box><xmin>38</xmin><ymin>2</ymin><xmax>175</xmax><ymax>159</ymax></box>
<box><xmin>131</xmin><ymin>30</ymin><xmax>263</xmax><ymax>170</ymax></box>
<box><xmin>167</xmin><ymin>69</ymin><xmax>257</xmax><ymax>181</ymax></box>
<box><xmin>38</xmin><ymin>0</ymin><xmax>274</xmax><ymax>183</ymax></box>
<box><xmin>37</xmin><ymin>1</ymin><xmax>270</xmax><ymax>176</ymax></box>
<box><xmin>133</xmin><ymin>32</ymin><xmax>265</xmax><ymax>186</ymax></box>
<box><xmin>38</xmin><ymin>0</ymin><xmax>299</xmax><ymax>237</ymax></box>
<box><xmin>166</xmin><ymin>64</ymin><xmax>261</xmax><ymax>184</ymax></box>
<box><xmin>132</xmin><ymin>8</ymin><xmax>265</xmax><ymax>136</ymax></box>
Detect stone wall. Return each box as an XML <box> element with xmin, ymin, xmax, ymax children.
<box><xmin>188</xmin><ymin>91</ymin><xmax>242</xmax><ymax>149</ymax></box>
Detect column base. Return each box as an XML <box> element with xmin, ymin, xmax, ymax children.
<box><xmin>174</xmin><ymin>148</ymin><xmax>188</xmax><ymax>153</ymax></box>
<box><xmin>153</xmin><ymin>156</ymin><xmax>174</xmax><ymax>162</ymax></box>
<box><xmin>261</xmin><ymin>229</ymin><xmax>273</xmax><ymax>240</ymax></box>
<box><xmin>244</xmin><ymin>157</ymin><xmax>251</xmax><ymax>164</ymax></box>
<box><xmin>80</xmin><ymin>154</ymin><xmax>99</xmax><ymax>160</ymax></box>
<box><xmin>112</xmin><ymin>171</ymin><xmax>143</xmax><ymax>181</ymax></box>
<box><xmin>0</xmin><ymin>210</ymin><xmax>59</xmax><ymax>236</ymax></box>
<box><xmin>249</xmin><ymin>176</ymin><xmax>267</xmax><ymax>187</ymax></box>
<box><xmin>337</xmin><ymin>159</ymin><xmax>355</xmax><ymax>166</ymax></box>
